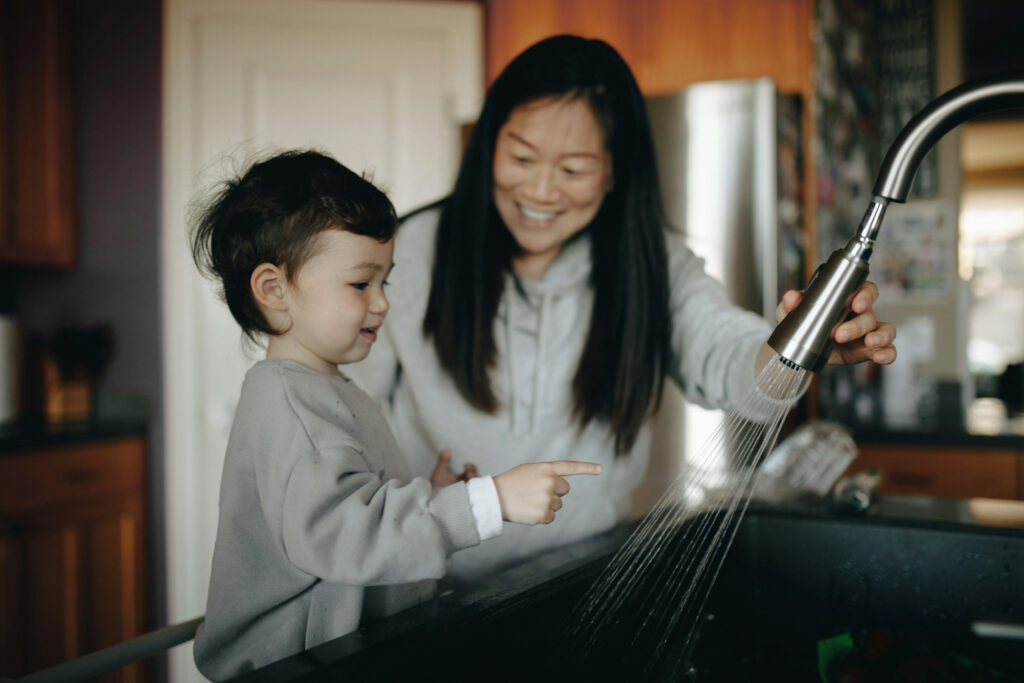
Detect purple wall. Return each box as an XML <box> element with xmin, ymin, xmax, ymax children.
<box><xmin>16</xmin><ymin>0</ymin><xmax>167</xmax><ymax>654</ymax></box>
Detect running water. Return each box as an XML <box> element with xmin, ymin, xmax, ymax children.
<box><xmin>565</xmin><ymin>354</ymin><xmax>812</xmax><ymax>676</ymax></box>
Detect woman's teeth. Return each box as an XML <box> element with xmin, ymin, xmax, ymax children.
<box><xmin>519</xmin><ymin>205</ymin><xmax>556</xmax><ymax>221</ymax></box>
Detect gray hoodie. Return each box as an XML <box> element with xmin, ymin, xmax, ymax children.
<box><xmin>348</xmin><ymin>207</ymin><xmax>776</xmax><ymax>584</ymax></box>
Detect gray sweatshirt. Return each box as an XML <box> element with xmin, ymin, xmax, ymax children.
<box><xmin>347</xmin><ymin>207</ymin><xmax>779</xmax><ymax>585</ymax></box>
<box><xmin>193</xmin><ymin>359</ymin><xmax>481</xmax><ymax>680</ymax></box>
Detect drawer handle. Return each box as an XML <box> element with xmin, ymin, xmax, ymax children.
<box><xmin>890</xmin><ymin>471</ymin><xmax>935</xmax><ymax>487</ymax></box>
<box><xmin>59</xmin><ymin>468</ymin><xmax>100</xmax><ymax>484</ymax></box>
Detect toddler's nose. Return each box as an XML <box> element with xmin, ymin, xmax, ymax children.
<box><xmin>370</xmin><ymin>287</ymin><xmax>390</xmax><ymax>316</ymax></box>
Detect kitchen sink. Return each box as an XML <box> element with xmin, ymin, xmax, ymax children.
<box><xmin>235</xmin><ymin>502</ymin><xmax>1024</xmax><ymax>682</ymax></box>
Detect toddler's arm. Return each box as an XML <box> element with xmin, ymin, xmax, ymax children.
<box><xmin>280</xmin><ymin>443</ymin><xmax>482</xmax><ymax>586</ymax></box>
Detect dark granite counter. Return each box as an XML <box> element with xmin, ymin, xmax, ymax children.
<box><xmin>0</xmin><ymin>414</ymin><xmax>147</xmax><ymax>454</ymax></box>
<box><xmin>229</xmin><ymin>496</ymin><xmax>1024</xmax><ymax>682</ymax></box>
<box><xmin>851</xmin><ymin>424</ymin><xmax>1024</xmax><ymax>449</ymax></box>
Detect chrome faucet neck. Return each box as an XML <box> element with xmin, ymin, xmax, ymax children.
<box><xmin>874</xmin><ymin>75</ymin><xmax>1024</xmax><ymax>202</ymax></box>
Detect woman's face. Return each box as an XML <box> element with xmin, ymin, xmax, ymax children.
<box><xmin>492</xmin><ymin>97</ymin><xmax>613</xmax><ymax>280</ymax></box>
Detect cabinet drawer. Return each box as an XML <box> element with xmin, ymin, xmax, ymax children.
<box><xmin>849</xmin><ymin>444</ymin><xmax>1019</xmax><ymax>500</ymax></box>
<box><xmin>0</xmin><ymin>438</ymin><xmax>145</xmax><ymax>515</ymax></box>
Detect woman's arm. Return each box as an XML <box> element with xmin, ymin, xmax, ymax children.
<box><xmin>664</xmin><ymin>232</ymin><xmax>774</xmax><ymax>412</ymax></box>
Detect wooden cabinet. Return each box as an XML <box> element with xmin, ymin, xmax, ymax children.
<box><xmin>0</xmin><ymin>0</ymin><xmax>77</xmax><ymax>268</ymax></box>
<box><xmin>485</xmin><ymin>0</ymin><xmax>812</xmax><ymax>95</ymax></box>
<box><xmin>848</xmin><ymin>443</ymin><xmax>1022</xmax><ymax>501</ymax></box>
<box><xmin>0</xmin><ymin>437</ymin><xmax>148</xmax><ymax>681</ymax></box>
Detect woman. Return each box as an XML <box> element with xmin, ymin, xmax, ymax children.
<box><xmin>348</xmin><ymin>35</ymin><xmax>896</xmax><ymax>585</ymax></box>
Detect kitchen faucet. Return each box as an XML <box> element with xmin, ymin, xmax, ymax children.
<box><xmin>768</xmin><ymin>74</ymin><xmax>1024</xmax><ymax>372</ymax></box>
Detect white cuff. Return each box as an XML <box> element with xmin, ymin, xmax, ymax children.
<box><xmin>466</xmin><ymin>475</ymin><xmax>503</xmax><ymax>541</ymax></box>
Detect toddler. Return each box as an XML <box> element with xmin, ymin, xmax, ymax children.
<box><xmin>189</xmin><ymin>150</ymin><xmax>601</xmax><ymax>680</ymax></box>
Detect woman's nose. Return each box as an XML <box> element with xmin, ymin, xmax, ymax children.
<box><xmin>523</xmin><ymin>165</ymin><xmax>559</xmax><ymax>202</ymax></box>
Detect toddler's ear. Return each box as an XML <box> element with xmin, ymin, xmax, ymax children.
<box><xmin>251</xmin><ymin>263</ymin><xmax>288</xmax><ymax>311</ymax></box>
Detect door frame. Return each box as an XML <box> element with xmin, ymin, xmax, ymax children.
<box><xmin>161</xmin><ymin>1</ymin><xmax>482</xmax><ymax>678</ymax></box>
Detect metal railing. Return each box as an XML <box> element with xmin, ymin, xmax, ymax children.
<box><xmin>5</xmin><ymin>616</ymin><xmax>203</xmax><ymax>683</ymax></box>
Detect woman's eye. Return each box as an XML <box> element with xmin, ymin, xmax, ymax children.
<box><xmin>513</xmin><ymin>155</ymin><xmax>531</xmax><ymax>164</ymax></box>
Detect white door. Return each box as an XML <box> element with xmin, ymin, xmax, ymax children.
<box><xmin>162</xmin><ymin>1</ymin><xmax>482</xmax><ymax>679</ymax></box>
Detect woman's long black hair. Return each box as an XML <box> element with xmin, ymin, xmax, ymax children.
<box><xmin>422</xmin><ymin>35</ymin><xmax>671</xmax><ymax>454</ymax></box>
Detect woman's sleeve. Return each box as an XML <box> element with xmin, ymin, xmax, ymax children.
<box><xmin>279</xmin><ymin>439</ymin><xmax>480</xmax><ymax>586</ymax></box>
<box><xmin>665</xmin><ymin>231</ymin><xmax>774</xmax><ymax>414</ymax></box>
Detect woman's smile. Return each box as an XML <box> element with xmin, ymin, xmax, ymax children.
<box><xmin>517</xmin><ymin>203</ymin><xmax>560</xmax><ymax>224</ymax></box>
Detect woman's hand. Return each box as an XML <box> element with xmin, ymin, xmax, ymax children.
<box><xmin>430</xmin><ymin>449</ymin><xmax>479</xmax><ymax>487</ymax></box>
<box><xmin>493</xmin><ymin>461</ymin><xmax>602</xmax><ymax>525</ymax></box>
<box><xmin>777</xmin><ymin>281</ymin><xmax>898</xmax><ymax>366</ymax></box>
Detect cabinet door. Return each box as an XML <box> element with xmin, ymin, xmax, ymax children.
<box><xmin>0</xmin><ymin>519</ymin><xmax>24</xmax><ymax>676</ymax></box>
<box><xmin>849</xmin><ymin>444</ymin><xmax>1020</xmax><ymax>500</ymax></box>
<box><xmin>0</xmin><ymin>0</ymin><xmax>76</xmax><ymax>268</ymax></box>
<box><xmin>0</xmin><ymin>498</ymin><xmax>146</xmax><ymax>682</ymax></box>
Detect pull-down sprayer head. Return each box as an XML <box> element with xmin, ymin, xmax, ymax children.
<box><xmin>768</xmin><ymin>74</ymin><xmax>1024</xmax><ymax>372</ymax></box>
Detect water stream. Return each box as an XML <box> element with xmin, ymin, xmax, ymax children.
<box><xmin>566</xmin><ymin>355</ymin><xmax>812</xmax><ymax>675</ymax></box>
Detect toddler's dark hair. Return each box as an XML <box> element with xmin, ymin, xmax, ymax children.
<box><xmin>190</xmin><ymin>150</ymin><xmax>397</xmax><ymax>340</ymax></box>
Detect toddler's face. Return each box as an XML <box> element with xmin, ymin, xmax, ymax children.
<box><xmin>279</xmin><ymin>230</ymin><xmax>394</xmax><ymax>374</ymax></box>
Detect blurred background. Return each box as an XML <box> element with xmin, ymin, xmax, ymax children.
<box><xmin>0</xmin><ymin>0</ymin><xmax>1022</xmax><ymax>681</ymax></box>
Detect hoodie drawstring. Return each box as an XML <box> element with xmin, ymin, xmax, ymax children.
<box><xmin>531</xmin><ymin>293</ymin><xmax>550</xmax><ymax>433</ymax></box>
<box><xmin>502</xmin><ymin>298</ymin><xmax>522</xmax><ymax>434</ymax></box>
<box><xmin>504</xmin><ymin>287</ymin><xmax>549</xmax><ymax>435</ymax></box>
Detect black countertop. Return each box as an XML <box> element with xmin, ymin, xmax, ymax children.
<box><xmin>0</xmin><ymin>414</ymin><xmax>147</xmax><ymax>454</ymax></box>
<box><xmin>230</xmin><ymin>495</ymin><xmax>1024</xmax><ymax>683</ymax></box>
<box><xmin>851</xmin><ymin>424</ymin><xmax>1024</xmax><ymax>449</ymax></box>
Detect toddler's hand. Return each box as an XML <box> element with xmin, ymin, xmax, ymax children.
<box><xmin>493</xmin><ymin>461</ymin><xmax>602</xmax><ymax>525</ymax></box>
<box><xmin>430</xmin><ymin>449</ymin><xmax>478</xmax><ymax>486</ymax></box>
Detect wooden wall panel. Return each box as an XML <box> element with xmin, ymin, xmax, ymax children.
<box><xmin>643</xmin><ymin>0</ymin><xmax>811</xmax><ymax>94</ymax></box>
<box><xmin>486</xmin><ymin>0</ymin><xmax>646</xmax><ymax>85</ymax></box>
<box><xmin>485</xmin><ymin>0</ymin><xmax>812</xmax><ymax>96</ymax></box>
<box><xmin>486</xmin><ymin>0</ymin><xmax>560</xmax><ymax>81</ymax></box>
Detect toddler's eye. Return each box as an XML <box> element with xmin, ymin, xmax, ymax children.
<box><xmin>382</xmin><ymin>280</ymin><xmax>390</xmax><ymax>288</ymax></box>
<box><xmin>352</xmin><ymin>282</ymin><xmax>369</xmax><ymax>290</ymax></box>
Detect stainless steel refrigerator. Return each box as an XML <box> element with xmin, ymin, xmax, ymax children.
<box><xmin>632</xmin><ymin>78</ymin><xmax>805</xmax><ymax>515</ymax></box>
